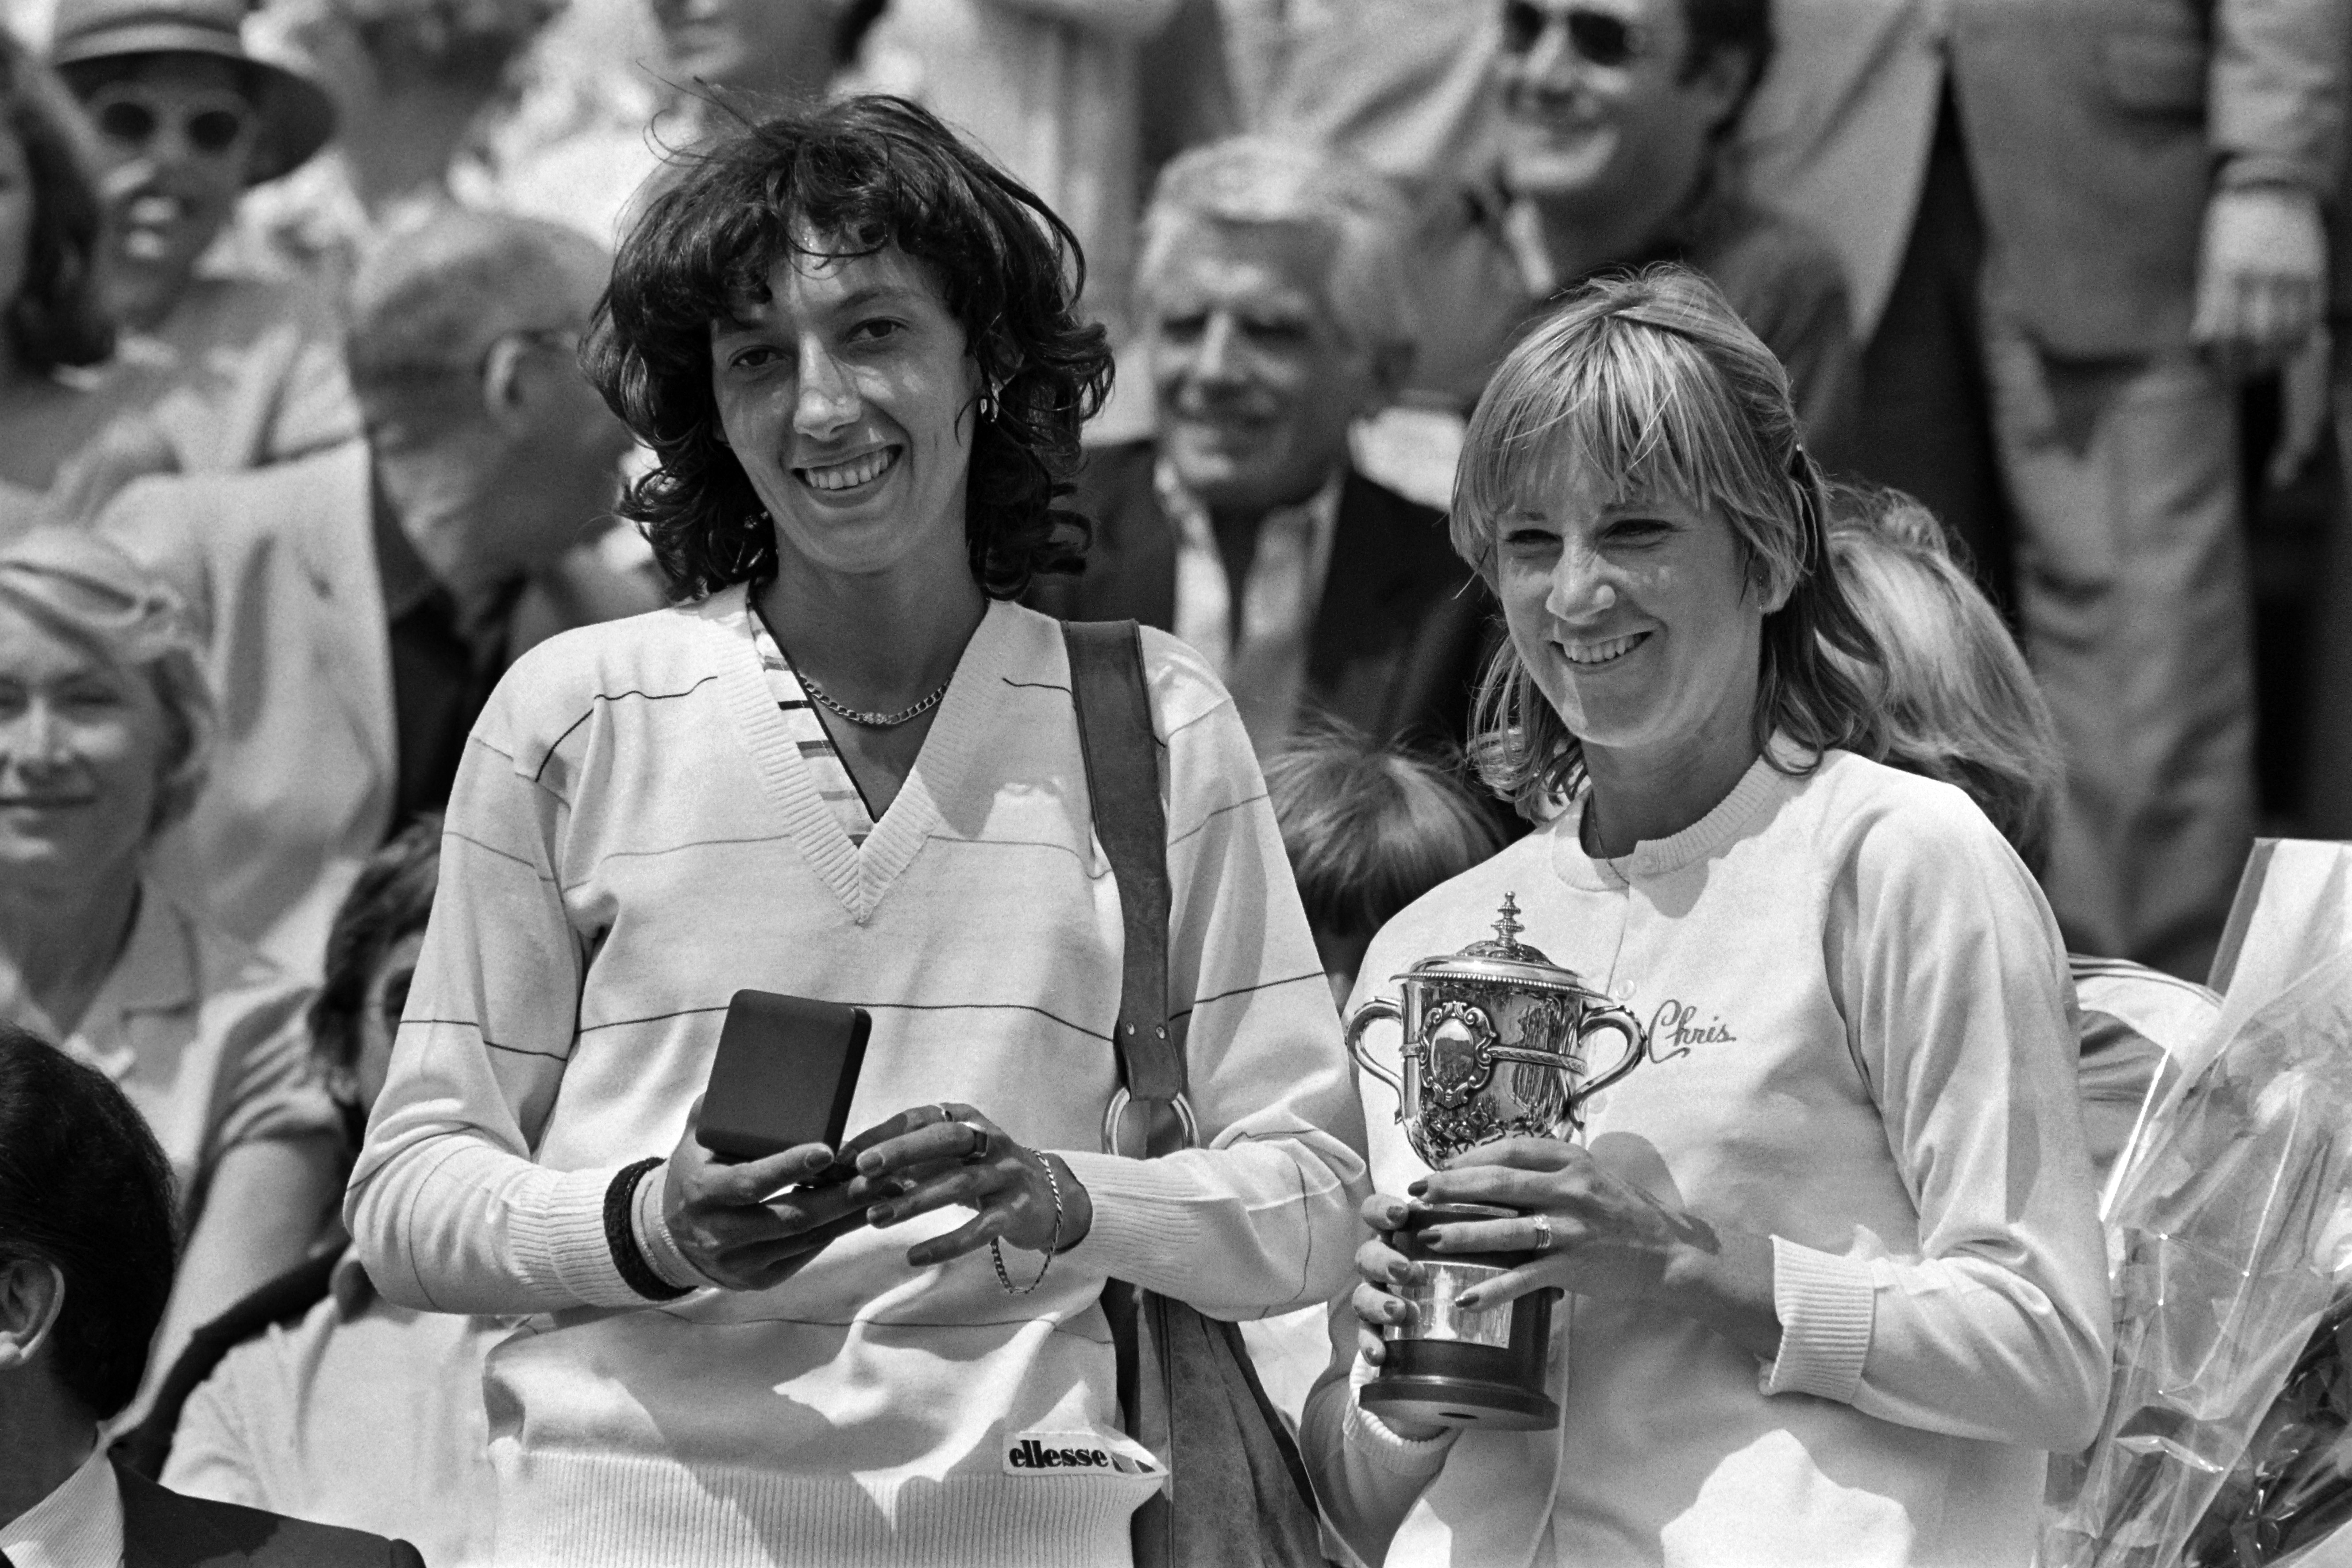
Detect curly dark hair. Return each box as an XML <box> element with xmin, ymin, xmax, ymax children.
<box><xmin>0</xmin><ymin>32</ymin><xmax>113</xmax><ymax>372</ymax></box>
<box><xmin>585</xmin><ymin>95</ymin><xmax>1115</xmax><ymax>603</ymax></box>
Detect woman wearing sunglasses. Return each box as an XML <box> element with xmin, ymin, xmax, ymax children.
<box><xmin>45</xmin><ymin>0</ymin><xmax>358</xmax><ymax>478</ymax></box>
<box><xmin>1301</xmin><ymin>269</ymin><xmax>2109</xmax><ymax>1566</ymax></box>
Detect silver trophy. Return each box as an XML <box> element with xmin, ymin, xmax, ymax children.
<box><xmin>1343</xmin><ymin>894</ymin><xmax>1649</xmax><ymax>1427</ymax></box>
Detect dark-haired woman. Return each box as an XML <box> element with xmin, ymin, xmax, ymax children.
<box><xmin>0</xmin><ymin>32</ymin><xmax>129</xmax><ymax>528</ymax></box>
<box><xmin>1302</xmin><ymin>269</ymin><xmax>2110</xmax><ymax>1566</ymax></box>
<box><xmin>347</xmin><ymin>96</ymin><xmax>1366</xmax><ymax>1566</ymax></box>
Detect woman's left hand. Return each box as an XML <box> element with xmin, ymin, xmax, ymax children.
<box><xmin>850</xmin><ymin>1102</ymin><xmax>1094</xmax><ymax>1268</ymax></box>
<box><xmin>1408</xmin><ymin>1138</ymin><xmax>1779</xmax><ymax>1360</ymax></box>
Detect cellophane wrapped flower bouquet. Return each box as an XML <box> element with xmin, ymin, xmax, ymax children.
<box><xmin>2042</xmin><ymin>950</ymin><xmax>2352</xmax><ymax>1568</ymax></box>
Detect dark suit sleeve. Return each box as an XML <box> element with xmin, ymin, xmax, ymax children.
<box><xmin>2211</xmin><ymin>0</ymin><xmax>2350</xmax><ymax>196</ymax></box>
<box><xmin>389</xmin><ymin>1541</ymin><xmax>428</xmax><ymax>1568</ymax></box>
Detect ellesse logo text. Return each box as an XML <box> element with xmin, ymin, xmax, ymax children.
<box><xmin>1008</xmin><ymin>1439</ymin><xmax>1111</xmax><ymax>1469</ymax></box>
<box><xmin>1000</xmin><ymin>1430</ymin><xmax>1162</xmax><ymax>1478</ymax></box>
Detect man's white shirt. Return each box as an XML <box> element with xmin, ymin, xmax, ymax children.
<box><xmin>1</xmin><ymin>1447</ymin><xmax>123</xmax><ymax>1568</ymax></box>
<box><xmin>1158</xmin><ymin>459</ymin><xmax>1344</xmax><ymax>754</ymax></box>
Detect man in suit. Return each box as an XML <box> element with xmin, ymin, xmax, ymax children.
<box><xmin>1033</xmin><ymin>136</ymin><xmax>1492</xmax><ymax>756</ymax></box>
<box><xmin>0</xmin><ymin>1023</ymin><xmax>424</xmax><ymax>1566</ymax></box>
<box><xmin>1742</xmin><ymin>0</ymin><xmax>2346</xmax><ymax>979</ymax></box>
<box><xmin>100</xmin><ymin>208</ymin><xmax>642</xmax><ymax>979</ymax></box>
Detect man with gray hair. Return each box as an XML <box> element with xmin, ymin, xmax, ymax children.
<box><xmin>98</xmin><ymin>208</ymin><xmax>642</xmax><ymax>978</ymax></box>
<box><xmin>1033</xmin><ymin>136</ymin><xmax>1491</xmax><ymax>756</ymax></box>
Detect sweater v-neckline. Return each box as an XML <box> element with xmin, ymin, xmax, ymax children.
<box><xmin>713</xmin><ymin>587</ymin><xmax>1009</xmax><ymax>924</ymax></box>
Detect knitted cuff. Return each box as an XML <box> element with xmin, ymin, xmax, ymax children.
<box><xmin>606</xmin><ymin>1158</ymin><xmax>691</xmax><ymax>1302</ymax></box>
<box><xmin>1342</xmin><ymin>1353</ymin><xmax>1461</xmax><ymax>1475</ymax></box>
<box><xmin>1758</xmin><ymin>1236</ymin><xmax>1876</xmax><ymax>1403</ymax></box>
<box><xmin>1051</xmin><ymin>1150</ymin><xmax>1208</xmax><ymax>1293</ymax></box>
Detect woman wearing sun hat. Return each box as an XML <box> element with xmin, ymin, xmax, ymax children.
<box><xmin>44</xmin><ymin>0</ymin><xmax>357</xmax><ymax>486</ymax></box>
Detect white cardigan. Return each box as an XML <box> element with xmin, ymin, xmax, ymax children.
<box><xmin>347</xmin><ymin>592</ymin><xmax>1368</xmax><ymax>1567</ymax></box>
<box><xmin>1309</xmin><ymin>750</ymin><xmax>2111</xmax><ymax>1568</ymax></box>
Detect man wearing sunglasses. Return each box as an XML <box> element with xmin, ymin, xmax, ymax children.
<box><xmin>1262</xmin><ymin>0</ymin><xmax>1855</xmax><ymax>466</ymax></box>
<box><xmin>93</xmin><ymin>211</ymin><xmax>640</xmax><ymax>980</ymax></box>
<box><xmin>48</xmin><ymin>0</ymin><xmax>359</xmax><ymax>475</ymax></box>
<box><xmin>1479</xmin><ymin>0</ymin><xmax>1857</xmax><ymax>458</ymax></box>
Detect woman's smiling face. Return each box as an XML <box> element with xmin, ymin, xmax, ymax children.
<box><xmin>709</xmin><ymin>241</ymin><xmax>982</xmax><ymax>581</ymax></box>
<box><xmin>1493</xmin><ymin>451</ymin><xmax>1776</xmax><ymax>774</ymax></box>
<box><xmin>0</xmin><ymin>601</ymin><xmax>169</xmax><ymax>892</ymax></box>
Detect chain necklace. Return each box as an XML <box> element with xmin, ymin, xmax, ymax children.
<box><xmin>798</xmin><ymin>668</ymin><xmax>952</xmax><ymax>728</ymax></box>
<box><xmin>760</xmin><ymin>590</ymin><xmax>952</xmax><ymax>728</ymax></box>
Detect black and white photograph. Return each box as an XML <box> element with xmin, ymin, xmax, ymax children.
<box><xmin>0</xmin><ymin>0</ymin><xmax>2348</xmax><ymax>1563</ymax></box>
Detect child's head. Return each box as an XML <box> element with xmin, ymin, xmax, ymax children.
<box><xmin>1823</xmin><ymin>482</ymin><xmax>2062</xmax><ymax>873</ymax></box>
<box><xmin>1266</xmin><ymin>726</ymin><xmax>1507</xmax><ymax>1004</ymax></box>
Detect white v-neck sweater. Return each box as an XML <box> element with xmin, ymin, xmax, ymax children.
<box><xmin>1310</xmin><ymin>750</ymin><xmax>2112</xmax><ymax>1568</ymax></box>
<box><xmin>346</xmin><ymin>591</ymin><xmax>1369</xmax><ymax>1568</ymax></box>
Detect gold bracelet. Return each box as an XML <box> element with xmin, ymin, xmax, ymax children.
<box><xmin>991</xmin><ymin>1156</ymin><xmax>1064</xmax><ymax>1295</ymax></box>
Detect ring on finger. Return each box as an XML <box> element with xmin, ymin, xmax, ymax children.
<box><xmin>957</xmin><ymin>1120</ymin><xmax>998</xmax><ymax>1165</ymax></box>
<box><xmin>1530</xmin><ymin>1213</ymin><xmax>1554</xmax><ymax>1254</ymax></box>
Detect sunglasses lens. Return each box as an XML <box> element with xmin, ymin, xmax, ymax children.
<box><xmin>96</xmin><ymin>99</ymin><xmax>158</xmax><ymax>145</ymax></box>
<box><xmin>1499</xmin><ymin>0</ymin><xmax>1545</xmax><ymax>53</ymax></box>
<box><xmin>187</xmin><ymin>109</ymin><xmax>248</xmax><ymax>153</ymax></box>
<box><xmin>1566</xmin><ymin>10</ymin><xmax>1635</xmax><ymax>65</ymax></box>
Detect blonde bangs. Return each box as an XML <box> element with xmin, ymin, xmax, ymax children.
<box><xmin>1446</xmin><ymin>265</ymin><xmax>1881</xmax><ymax>817</ymax></box>
<box><xmin>1450</xmin><ymin>292</ymin><xmax>1802</xmax><ymax>594</ymax></box>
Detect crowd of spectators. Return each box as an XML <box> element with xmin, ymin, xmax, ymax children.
<box><xmin>0</xmin><ymin>0</ymin><xmax>2343</xmax><ymax>1564</ymax></box>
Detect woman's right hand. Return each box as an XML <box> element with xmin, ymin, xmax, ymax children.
<box><xmin>1352</xmin><ymin>1190</ymin><xmax>1424</xmax><ymax>1364</ymax></box>
<box><xmin>661</xmin><ymin>1096</ymin><xmax>889</xmax><ymax>1291</ymax></box>
<box><xmin>1351</xmin><ymin>1190</ymin><xmax>1449</xmax><ymax>1441</ymax></box>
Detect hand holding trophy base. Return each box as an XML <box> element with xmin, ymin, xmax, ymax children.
<box><xmin>1346</xmin><ymin>897</ymin><xmax>1650</xmax><ymax>1431</ymax></box>
<box><xmin>1361</xmin><ymin>1200</ymin><xmax>1562</xmax><ymax>1431</ymax></box>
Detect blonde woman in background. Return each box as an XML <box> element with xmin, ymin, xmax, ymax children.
<box><xmin>1824</xmin><ymin>482</ymin><xmax>2224</xmax><ymax>1185</ymax></box>
<box><xmin>0</xmin><ymin>528</ymin><xmax>343</xmax><ymax>1406</ymax></box>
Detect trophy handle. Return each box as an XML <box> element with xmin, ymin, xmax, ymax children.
<box><xmin>1576</xmin><ymin>1000</ymin><xmax>1648</xmax><ymax>1096</ymax></box>
<box><xmin>1345</xmin><ymin>998</ymin><xmax>1406</xmax><ymax>1104</ymax></box>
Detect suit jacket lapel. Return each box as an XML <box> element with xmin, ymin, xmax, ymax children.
<box><xmin>117</xmin><ymin>1464</ymin><xmax>234</xmax><ymax>1568</ymax></box>
<box><xmin>1307</xmin><ymin>470</ymin><xmax>1419</xmax><ymax>685</ymax></box>
<box><xmin>1062</xmin><ymin>442</ymin><xmax>1177</xmax><ymax>629</ymax></box>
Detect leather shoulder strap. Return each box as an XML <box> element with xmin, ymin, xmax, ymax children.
<box><xmin>1062</xmin><ymin>620</ymin><xmax>1190</xmax><ymax>1157</ymax></box>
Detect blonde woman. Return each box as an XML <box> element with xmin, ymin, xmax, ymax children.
<box><xmin>1303</xmin><ymin>267</ymin><xmax>2110</xmax><ymax>1566</ymax></box>
<box><xmin>0</xmin><ymin>528</ymin><xmax>342</xmax><ymax>1399</ymax></box>
<box><xmin>1824</xmin><ymin>484</ymin><xmax>2223</xmax><ymax>1185</ymax></box>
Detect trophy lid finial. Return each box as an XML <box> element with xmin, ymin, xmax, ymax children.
<box><xmin>1417</xmin><ymin>888</ymin><xmax>1592</xmax><ymax>989</ymax></box>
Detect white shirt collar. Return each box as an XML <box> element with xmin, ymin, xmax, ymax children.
<box><xmin>1156</xmin><ymin>460</ymin><xmax>1346</xmax><ymax>754</ymax></box>
<box><xmin>0</xmin><ymin>1446</ymin><xmax>124</xmax><ymax>1568</ymax></box>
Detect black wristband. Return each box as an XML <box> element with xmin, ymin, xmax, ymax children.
<box><xmin>605</xmin><ymin>1156</ymin><xmax>691</xmax><ymax>1302</ymax></box>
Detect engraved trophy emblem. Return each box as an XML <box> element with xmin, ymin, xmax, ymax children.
<box><xmin>1344</xmin><ymin>895</ymin><xmax>1650</xmax><ymax>1429</ymax></box>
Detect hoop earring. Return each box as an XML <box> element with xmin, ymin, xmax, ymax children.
<box><xmin>721</xmin><ymin>509</ymin><xmax>771</xmax><ymax>578</ymax></box>
<box><xmin>977</xmin><ymin>384</ymin><xmax>999</xmax><ymax>424</ymax></box>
